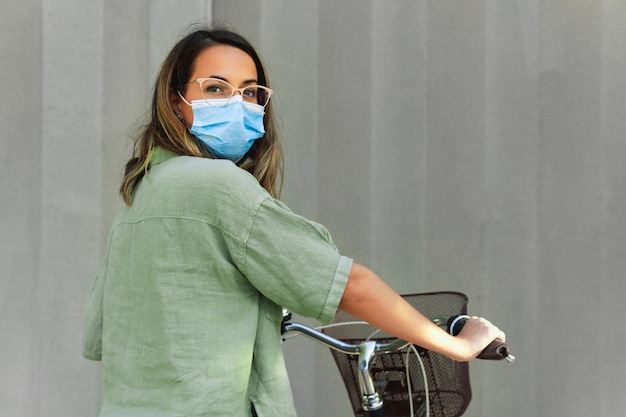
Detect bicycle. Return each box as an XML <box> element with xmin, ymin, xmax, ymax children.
<box><xmin>281</xmin><ymin>292</ymin><xmax>513</xmax><ymax>417</ymax></box>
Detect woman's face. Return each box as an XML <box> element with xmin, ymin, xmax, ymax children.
<box><xmin>173</xmin><ymin>44</ymin><xmax>258</xmax><ymax>128</ymax></box>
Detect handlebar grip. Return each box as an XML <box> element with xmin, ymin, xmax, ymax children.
<box><xmin>476</xmin><ymin>338</ymin><xmax>511</xmax><ymax>360</ymax></box>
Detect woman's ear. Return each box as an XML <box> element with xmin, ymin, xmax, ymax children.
<box><xmin>169</xmin><ymin>88</ymin><xmax>184</xmax><ymax>118</ymax></box>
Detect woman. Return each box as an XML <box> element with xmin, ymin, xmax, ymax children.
<box><xmin>82</xmin><ymin>27</ymin><xmax>504</xmax><ymax>417</ymax></box>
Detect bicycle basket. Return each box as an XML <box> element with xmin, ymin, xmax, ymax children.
<box><xmin>323</xmin><ymin>291</ymin><xmax>472</xmax><ymax>417</ymax></box>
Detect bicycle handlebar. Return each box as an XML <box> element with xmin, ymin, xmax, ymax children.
<box><xmin>282</xmin><ymin>322</ymin><xmax>411</xmax><ymax>355</ymax></box>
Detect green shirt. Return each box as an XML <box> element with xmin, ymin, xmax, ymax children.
<box><xmin>82</xmin><ymin>148</ymin><xmax>352</xmax><ymax>416</ymax></box>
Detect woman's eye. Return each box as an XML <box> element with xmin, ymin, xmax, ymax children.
<box><xmin>242</xmin><ymin>88</ymin><xmax>257</xmax><ymax>98</ymax></box>
<box><xmin>205</xmin><ymin>85</ymin><xmax>225</xmax><ymax>94</ymax></box>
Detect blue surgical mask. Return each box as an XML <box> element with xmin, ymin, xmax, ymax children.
<box><xmin>188</xmin><ymin>95</ymin><xmax>265</xmax><ymax>162</ymax></box>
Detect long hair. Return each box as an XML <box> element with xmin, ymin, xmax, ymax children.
<box><xmin>120</xmin><ymin>27</ymin><xmax>283</xmax><ymax>205</ymax></box>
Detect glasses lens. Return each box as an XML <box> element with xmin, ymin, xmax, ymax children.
<box><xmin>252</xmin><ymin>87</ymin><xmax>271</xmax><ymax>107</ymax></box>
<box><xmin>199</xmin><ymin>79</ymin><xmax>232</xmax><ymax>102</ymax></box>
<box><xmin>236</xmin><ymin>85</ymin><xmax>271</xmax><ymax>107</ymax></box>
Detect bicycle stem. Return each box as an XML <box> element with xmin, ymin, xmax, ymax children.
<box><xmin>283</xmin><ymin>322</ymin><xmax>411</xmax><ymax>416</ymax></box>
<box><xmin>357</xmin><ymin>341</ymin><xmax>384</xmax><ymax>413</ymax></box>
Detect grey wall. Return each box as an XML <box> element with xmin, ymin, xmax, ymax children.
<box><xmin>0</xmin><ymin>1</ymin><xmax>213</xmax><ymax>416</ymax></box>
<box><xmin>2</xmin><ymin>1</ymin><xmax>625</xmax><ymax>416</ymax></box>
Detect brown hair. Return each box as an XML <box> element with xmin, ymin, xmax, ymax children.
<box><xmin>120</xmin><ymin>27</ymin><xmax>283</xmax><ymax>205</ymax></box>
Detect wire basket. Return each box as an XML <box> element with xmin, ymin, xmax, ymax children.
<box><xmin>322</xmin><ymin>292</ymin><xmax>472</xmax><ymax>417</ymax></box>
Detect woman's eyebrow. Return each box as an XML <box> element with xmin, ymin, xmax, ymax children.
<box><xmin>208</xmin><ymin>75</ymin><xmax>259</xmax><ymax>85</ymax></box>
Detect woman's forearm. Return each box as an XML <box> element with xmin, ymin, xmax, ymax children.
<box><xmin>337</xmin><ymin>263</ymin><xmax>504</xmax><ymax>362</ymax></box>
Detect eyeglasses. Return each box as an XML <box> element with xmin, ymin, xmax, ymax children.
<box><xmin>182</xmin><ymin>77</ymin><xmax>273</xmax><ymax>107</ymax></box>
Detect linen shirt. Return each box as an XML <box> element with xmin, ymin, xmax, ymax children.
<box><xmin>82</xmin><ymin>147</ymin><xmax>352</xmax><ymax>417</ymax></box>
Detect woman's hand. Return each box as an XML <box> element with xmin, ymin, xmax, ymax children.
<box><xmin>454</xmin><ymin>316</ymin><xmax>506</xmax><ymax>361</ymax></box>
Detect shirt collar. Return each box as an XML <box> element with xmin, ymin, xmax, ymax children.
<box><xmin>149</xmin><ymin>147</ymin><xmax>178</xmax><ymax>167</ymax></box>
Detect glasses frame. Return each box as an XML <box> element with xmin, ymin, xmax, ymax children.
<box><xmin>179</xmin><ymin>77</ymin><xmax>273</xmax><ymax>108</ymax></box>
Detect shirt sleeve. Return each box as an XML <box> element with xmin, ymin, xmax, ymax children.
<box><xmin>240</xmin><ymin>197</ymin><xmax>352</xmax><ymax>324</ymax></box>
